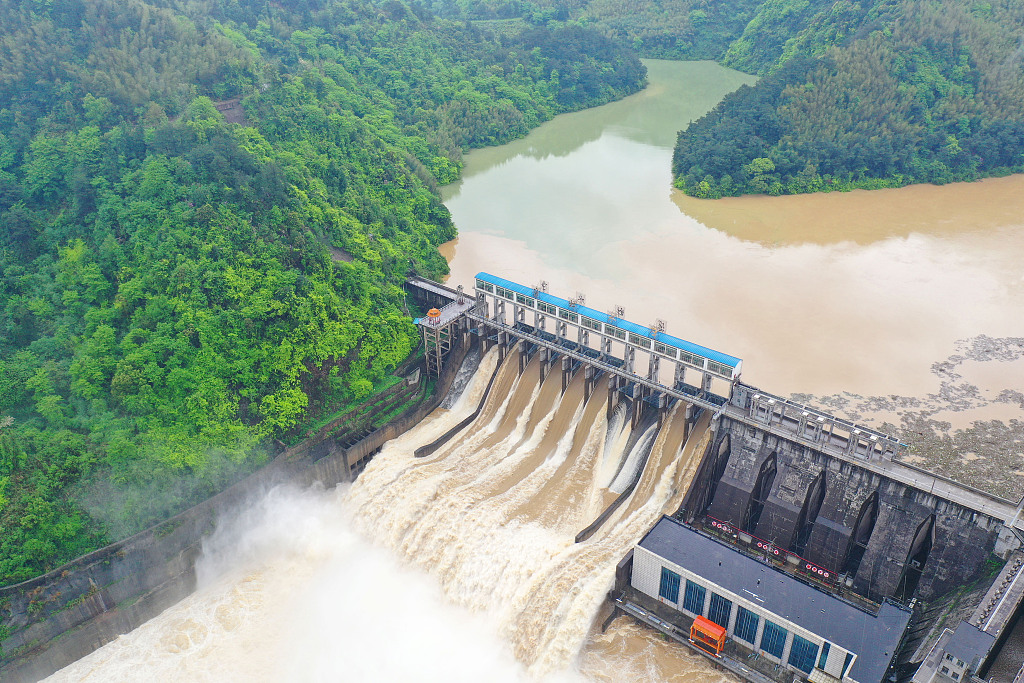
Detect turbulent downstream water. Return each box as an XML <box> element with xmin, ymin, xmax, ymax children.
<box><xmin>48</xmin><ymin>349</ymin><xmax>724</xmax><ymax>682</ymax></box>
<box><xmin>47</xmin><ymin>59</ymin><xmax>1024</xmax><ymax>681</ymax></box>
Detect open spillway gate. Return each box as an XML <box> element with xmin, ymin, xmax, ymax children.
<box><xmin>406</xmin><ymin>273</ymin><xmax>1024</xmax><ymax>596</ymax></box>
<box><xmin>407</xmin><ymin>273</ymin><xmax>910</xmax><ymax>462</ymax></box>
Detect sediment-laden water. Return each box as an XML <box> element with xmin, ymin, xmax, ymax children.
<box><xmin>443</xmin><ymin>58</ymin><xmax>1024</xmax><ymax>498</ymax></box>
<box><xmin>44</xmin><ymin>58</ymin><xmax>1024</xmax><ymax>681</ymax></box>
<box><xmin>47</xmin><ymin>349</ymin><xmax>725</xmax><ymax>682</ymax></box>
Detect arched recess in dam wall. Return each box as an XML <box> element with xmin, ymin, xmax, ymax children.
<box><xmin>0</xmin><ymin>339</ymin><xmax>473</xmax><ymax>683</ymax></box>
<box><xmin>692</xmin><ymin>416</ymin><xmax>1006</xmax><ymax>603</ymax></box>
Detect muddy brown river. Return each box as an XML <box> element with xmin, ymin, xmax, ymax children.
<box><xmin>46</xmin><ymin>59</ymin><xmax>1024</xmax><ymax>682</ymax></box>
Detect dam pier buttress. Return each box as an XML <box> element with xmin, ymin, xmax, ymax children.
<box><xmin>406</xmin><ymin>272</ymin><xmax>1024</xmax><ymax>683</ymax></box>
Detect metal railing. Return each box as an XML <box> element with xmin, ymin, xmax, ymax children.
<box><xmin>466</xmin><ymin>312</ymin><xmax>728</xmax><ymax>413</ymax></box>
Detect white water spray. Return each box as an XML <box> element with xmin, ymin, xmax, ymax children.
<box><xmin>45</xmin><ymin>348</ymin><xmax>723</xmax><ymax>682</ymax></box>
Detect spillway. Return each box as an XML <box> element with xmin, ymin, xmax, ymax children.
<box><xmin>44</xmin><ymin>347</ymin><xmax>727</xmax><ymax>682</ymax></box>
<box><xmin>345</xmin><ymin>347</ymin><xmax>714</xmax><ymax>673</ymax></box>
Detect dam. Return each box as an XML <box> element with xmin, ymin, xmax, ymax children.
<box><xmin>406</xmin><ymin>272</ymin><xmax>1024</xmax><ymax>683</ymax></box>
<box><xmin>11</xmin><ymin>270</ymin><xmax>1023</xmax><ymax>682</ymax></box>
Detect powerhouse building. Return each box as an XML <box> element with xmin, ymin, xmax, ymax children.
<box><xmin>630</xmin><ymin>516</ymin><xmax>912</xmax><ymax>683</ymax></box>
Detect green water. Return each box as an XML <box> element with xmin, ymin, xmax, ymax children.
<box><xmin>441</xmin><ymin>60</ymin><xmax>756</xmax><ymax>278</ymax></box>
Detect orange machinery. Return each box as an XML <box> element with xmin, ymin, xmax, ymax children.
<box><xmin>690</xmin><ymin>616</ymin><xmax>727</xmax><ymax>657</ymax></box>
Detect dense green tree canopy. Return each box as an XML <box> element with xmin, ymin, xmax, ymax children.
<box><xmin>0</xmin><ymin>0</ymin><xmax>644</xmax><ymax>584</ymax></box>
<box><xmin>673</xmin><ymin>0</ymin><xmax>1024</xmax><ymax>197</ymax></box>
<box><xmin>445</xmin><ymin>0</ymin><xmax>1024</xmax><ymax>197</ymax></box>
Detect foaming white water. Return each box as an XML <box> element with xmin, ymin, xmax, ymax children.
<box><xmin>597</xmin><ymin>404</ymin><xmax>631</xmax><ymax>490</ymax></box>
<box><xmin>345</xmin><ymin>354</ymin><xmax>714</xmax><ymax>674</ymax></box>
<box><xmin>46</xmin><ymin>351</ymin><xmax>719</xmax><ymax>682</ymax></box>
<box><xmin>608</xmin><ymin>423</ymin><xmax>658</xmax><ymax>495</ymax></box>
<box><xmin>45</xmin><ymin>484</ymin><xmax>553</xmax><ymax>683</ymax></box>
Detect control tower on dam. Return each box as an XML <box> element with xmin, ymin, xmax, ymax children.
<box><xmin>405</xmin><ymin>272</ymin><xmax>1024</xmax><ymax>682</ymax></box>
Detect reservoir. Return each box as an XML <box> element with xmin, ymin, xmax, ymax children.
<box><xmin>44</xmin><ymin>59</ymin><xmax>1024</xmax><ymax>682</ymax></box>
<box><xmin>442</xmin><ymin>60</ymin><xmax>1024</xmax><ymax>411</ymax></box>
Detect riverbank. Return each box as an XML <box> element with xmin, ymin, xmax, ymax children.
<box><xmin>0</xmin><ymin>340</ymin><xmax>473</xmax><ymax>682</ymax></box>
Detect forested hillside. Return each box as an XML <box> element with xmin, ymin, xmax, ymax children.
<box><xmin>428</xmin><ymin>0</ymin><xmax>765</xmax><ymax>59</ymax></box>
<box><xmin>675</xmin><ymin>0</ymin><xmax>1024</xmax><ymax>197</ymax></box>
<box><xmin>446</xmin><ymin>0</ymin><xmax>1024</xmax><ymax>198</ymax></box>
<box><xmin>0</xmin><ymin>0</ymin><xmax>644</xmax><ymax>584</ymax></box>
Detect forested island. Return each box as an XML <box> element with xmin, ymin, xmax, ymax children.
<box><xmin>0</xmin><ymin>0</ymin><xmax>644</xmax><ymax>585</ymax></box>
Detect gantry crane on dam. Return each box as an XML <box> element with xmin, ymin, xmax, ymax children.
<box><xmin>408</xmin><ymin>272</ymin><xmax>907</xmax><ymax>460</ymax></box>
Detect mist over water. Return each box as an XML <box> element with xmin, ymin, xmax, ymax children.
<box><xmin>46</xmin><ymin>483</ymin><xmax>540</xmax><ymax>683</ymax></box>
<box><xmin>48</xmin><ymin>347</ymin><xmax>725</xmax><ymax>682</ymax></box>
<box><xmin>46</xmin><ymin>57</ymin><xmax>1024</xmax><ymax>683</ymax></box>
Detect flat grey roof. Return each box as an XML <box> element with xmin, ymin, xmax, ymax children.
<box><xmin>946</xmin><ymin>622</ymin><xmax>995</xmax><ymax>670</ymax></box>
<box><xmin>638</xmin><ymin>516</ymin><xmax>911</xmax><ymax>683</ymax></box>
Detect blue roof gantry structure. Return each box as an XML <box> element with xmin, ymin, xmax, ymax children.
<box><xmin>473</xmin><ymin>272</ymin><xmax>742</xmax><ymax>380</ymax></box>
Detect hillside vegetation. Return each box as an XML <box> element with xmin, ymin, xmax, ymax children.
<box><xmin>449</xmin><ymin>0</ymin><xmax>1024</xmax><ymax>197</ymax></box>
<box><xmin>675</xmin><ymin>0</ymin><xmax>1024</xmax><ymax>196</ymax></box>
<box><xmin>0</xmin><ymin>0</ymin><xmax>644</xmax><ymax>584</ymax></box>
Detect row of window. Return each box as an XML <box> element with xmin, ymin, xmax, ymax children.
<box><xmin>659</xmin><ymin>568</ymin><xmax>851</xmax><ymax>676</ymax></box>
<box><xmin>628</xmin><ymin>332</ymin><xmax>653</xmax><ymax>349</ymax></box>
<box><xmin>476</xmin><ymin>283</ymin><xmax>735</xmax><ymax>377</ymax></box>
<box><xmin>708</xmin><ymin>360</ymin><xmax>733</xmax><ymax>377</ymax></box>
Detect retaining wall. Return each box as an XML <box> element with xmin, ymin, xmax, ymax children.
<box><xmin>0</xmin><ymin>339</ymin><xmax>470</xmax><ymax>682</ymax></box>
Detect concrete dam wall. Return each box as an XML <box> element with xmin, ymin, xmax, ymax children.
<box><xmin>685</xmin><ymin>388</ymin><xmax>1011</xmax><ymax>604</ymax></box>
<box><xmin>0</xmin><ymin>340</ymin><xmax>471</xmax><ymax>683</ymax></box>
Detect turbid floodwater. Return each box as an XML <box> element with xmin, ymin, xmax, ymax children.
<box><xmin>45</xmin><ymin>59</ymin><xmax>1024</xmax><ymax>682</ymax></box>
<box><xmin>442</xmin><ymin>58</ymin><xmax>1024</xmax><ymax>495</ymax></box>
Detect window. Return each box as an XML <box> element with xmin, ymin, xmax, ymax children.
<box><xmin>605</xmin><ymin>325</ymin><xmax>626</xmax><ymax>340</ymax></box>
<box><xmin>842</xmin><ymin>653</ymin><xmax>854</xmax><ymax>677</ymax></box>
<box><xmin>515</xmin><ymin>294</ymin><xmax>535</xmax><ymax>307</ymax></box>
<box><xmin>558</xmin><ymin>308</ymin><xmax>578</xmax><ymax>323</ymax></box>
<box><xmin>628</xmin><ymin>333</ymin><xmax>652</xmax><ymax>349</ymax></box>
<box><xmin>709</xmin><ymin>361</ymin><xmax>732</xmax><ymax>377</ymax></box>
<box><xmin>735</xmin><ymin>606</ymin><xmax>759</xmax><ymax>644</ymax></box>
<box><xmin>475</xmin><ymin>279</ymin><xmax>494</xmax><ymax>293</ymax></box>
<box><xmin>941</xmin><ymin>667</ymin><xmax>950</xmax><ymax>675</ymax></box>
<box><xmin>952</xmin><ymin>673</ymin><xmax>960</xmax><ymax>680</ymax></box>
<box><xmin>538</xmin><ymin>302</ymin><xmax>556</xmax><ymax>315</ymax></box>
<box><xmin>708</xmin><ymin>593</ymin><xmax>732</xmax><ymax>630</ymax></box>
<box><xmin>760</xmin><ymin>621</ymin><xmax>788</xmax><ymax>659</ymax></box>
<box><xmin>788</xmin><ymin>634</ymin><xmax>819</xmax><ymax>674</ymax></box>
<box><xmin>582</xmin><ymin>317</ymin><xmax>601</xmax><ymax>331</ymax></box>
<box><xmin>659</xmin><ymin>567</ymin><xmax>681</xmax><ymax>603</ymax></box>
<box><xmin>818</xmin><ymin>642</ymin><xmax>830</xmax><ymax>670</ymax></box>
<box><xmin>679</xmin><ymin>350</ymin><xmax>700</xmax><ymax>367</ymax></box>
<box><xmin>654</xmin><ymin>342</ymin><xmax>676</xmax><ymax>358</ymax></box>
<box><xmin>683</xmin><ymin>580</ymin><xmax>706</xmax><ymax>615</ymax></box>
